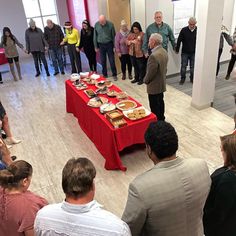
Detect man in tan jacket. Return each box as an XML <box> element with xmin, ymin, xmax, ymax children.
<box><xmin>122</xmin><ymin>121</ymin><xmax>211</xmax><ymax>236</ymax></box>
<box><xmin>144</xmin><ymin>33</ymin><xmax>168</xmax><ymax>120</ymax></box>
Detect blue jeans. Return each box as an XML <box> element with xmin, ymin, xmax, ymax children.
<box><xmin>180</xmin><ymin>53</ymin><xmax>195</xmax><ymax>81</ymax></box>
<box><xmin>99</xmin><ymin>42</ymin><xmax>117</xmax><ymax>77</ymax></box>
<box><xmin>49</xmin><ymin>47</ymin><xmax>64</xmax><ymax>73</ymax></box>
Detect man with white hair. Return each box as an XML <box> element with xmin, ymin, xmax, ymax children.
<box><xmin>176</xmin><ymin>17</ymin><xmax>197</xmax><ymax>85</ymax></box>
<box><xmin>144</xmin><ymin>33</ymin><xmax>168</xmax><ymax>121</ymax></box>
<box><xmin>93</xmin><ymin>15</ymin><xmax>118</xmax><ymax>81</ymax></box>
<box><xmin>143</xmin><ymin>11</ymin><xmax>175</xmax><ymax>55</ymax></box>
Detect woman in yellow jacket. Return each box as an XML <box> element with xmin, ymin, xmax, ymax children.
<box><xmin>61</xmin><ymin>21</ymin><xmax>82</xmax><ymax>74</ymax></box>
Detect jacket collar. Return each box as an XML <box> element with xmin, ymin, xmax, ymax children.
<box><xmin>153</xmin><ymin>156</ymin><xmax>183</xmax><ymax>169</ymax></box>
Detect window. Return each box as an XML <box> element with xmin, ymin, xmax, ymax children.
<box><xmin>173</xmin><ymin>0</ymin><xmax>195</xmax><ymax>38</ymax></box>
<box><xmin>22</xmin><ymin>0</ymin><xmax>59</xmax><ymax>30</ymax></box>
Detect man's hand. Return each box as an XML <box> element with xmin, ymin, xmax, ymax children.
<box><xmin>76</xmin><ymin>47</ymin><xmax>80</xmax><ymax>52</ymax></box>
<box><xmin>95</xmin><ymin>48</ymin><xmax>99</xmax><ymax>53</ymax></box>
<box><xmin>144</xmin><ymin>53</ymin><xmax>149</xmax><ymax>58</ymax></box>
<box><xmin>117</xmin><ymin>52</ymin><xmax>122</xmax><ymax>58</ymax></box>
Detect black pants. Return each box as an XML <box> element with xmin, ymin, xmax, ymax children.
<box><xmin>119</xmin><ymin>54</ymin><xmax>132</xmax><ymax>75</ymax></box>
<box><xmin>99</xmin><ymin>41</ymin><xmax>117</xmax><ymax>77</ymax></box>
<box><xmin>148</xmin><ymin>93</ymin><xmax>165</xmax><ymax>121</ymax></box>
<box><xmin>31</xmin><ymin>51</ymin><xmax>49</xmax><ymax>73</ymax></box>
<box><xmin>67</xmin><ymin>44</ymin><xmax>82</xmax><ymax>74</ymax></box>
<box><xmin>226</xmin><ymin>53</ymin><xmax>236</xmax><ymax>76</ymax></box>
<box><xmin>130</xmin><ymin>56</ymin><xmax>146</xmax><ymax>82</ymax></box>
<box><xmin>216</xmin><ymin>48</ymin><xmax>223</xmax><ymax>76</ymax></box>
<box><xmin>0</xmin><ymin>72</ymin><xmax>2</xmax><ymax>82</ymax></box>
<box><xmin>84</xmin><ymin>49</ymin><xmax>97</xmax><ymax>72</ymax></box>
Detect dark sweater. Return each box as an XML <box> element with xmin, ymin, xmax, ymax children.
<box><xmin>203</xmin><ymin>166</ymin><xmax>236</xmax><ymax>236</ymax></box>
<box><xmin>79</xmin><ymin>27</ymin><xmax>96</xmax><ymax>56</ymax></box>
<box><xmin>44</xmin><ymin>24</ymin><xmax>64</xmax><ymax>49</ymax></box>
<box><xmin>176</xmin><ymin>26</ymin><xmax>197</xmax><ymax>54</ymax></box>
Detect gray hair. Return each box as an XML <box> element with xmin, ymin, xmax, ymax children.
<box><xmin>150</xmin><ymin>33</ymin><xmax>163</xmax><ymax>45</ymax></box>
<box><xmin>189</xmin><ymin>17</ymin><xmax>197</xmax><ymax>23</ymax></box>
<box><xmin>155</xmin><ymin>11</ymin><xmax>163</xmax><ymax>16</ymax></box>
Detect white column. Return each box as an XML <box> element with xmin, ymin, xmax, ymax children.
<box><xmin>191</xmin><ymin>0</ymin><xmax>225</xmax><ymax>109</ymax></box>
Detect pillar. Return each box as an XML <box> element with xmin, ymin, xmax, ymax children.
<box><xmin>191</xmin><ymin>0</ymin><xmax>225</xmax><ymax>109</ymax></box>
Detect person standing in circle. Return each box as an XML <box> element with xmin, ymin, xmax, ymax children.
<box><xmin>79</xmin><ymin>20</ymin><xmax>97</xmax><ymax>72</ymax></box>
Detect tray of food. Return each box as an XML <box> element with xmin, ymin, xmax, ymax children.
<box><xmin>123</xmin><ymin>106</ymin><xmax>151</xmax><ymax>120</ymax></box>
<box><xmin>87</xmin><ymin>97</ymin><xmax>108</xmax><ymax>108</ymax></box>
<box><xmin>84</xmin><ymin>89</ymin><xmax>96</xmax><ymax>98</ymax></box>
<box><xmin>96</xmin><ymin>86</ymin><xmax>108</xmax><ymax>94</ymax></box>
<box><xmin>107</xmin><ymin>90</ymin><xmax>117</xmax><ymax>97</ymax></box>
<box><xmin>116</xmin><ymin>92</ymin><xmax>128</xmax><ymax>100</ymax></box>
<box><xmin>116</xmin><ymin>100</ymin><xmax>137</xmax><ymax>111</ymax></box>
<box><xmin>100</xmin><ymin>103</ymin><xmax>116</xmax><ymax>113</ymax></box>
<box><xmin>96</xmin><ymin>80</ymin><xmax>113</xmax><ymax>88</ymax></box>
<box><xmin>105</xmin><ymin>110</ymin><xmax>127</xmax><ymax>128</ymax></box>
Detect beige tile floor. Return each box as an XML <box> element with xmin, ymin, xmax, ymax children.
<box><xmin>0</xmin><ymin>58</ymin><xmax>233</xmax><ymax>217</ymax></box>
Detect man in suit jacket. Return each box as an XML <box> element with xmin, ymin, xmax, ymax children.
<box><xmin>144</xmin><ymin>33</ymin><xmax>168</xmax><ymax>120</ymax></box>
<box><xmin>122</xmin><ymin>121</ymin><xmax>211</xmax><ymax>236</ymax></box>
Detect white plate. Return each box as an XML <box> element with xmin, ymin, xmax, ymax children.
<box><xmin>116</xmin><ymin>100</ymin><xmax>137</xmax><ymax>111</ymax></box>
<box><xmin>87</xmin><ymin>97</ymin><xmax>108</xmax><ymax>108</ymax></box>
<box><xmin>100</xmin><ymin>103</ymin><xmax>116</xmax><ymax>113</ymax></box>
<box><xmin>90</xmin><ymin>74</ymin><xmax>100</xmax><ymax>80</ymax></box>
<box><xmin>70</xmin><ymin>73</ymin><xmax>80</xmax><ymax>81</ymax></box>
<box><xmin>80</xmin><ymin>72</ymin><xmax>89</xmax><ymax>77</ymax></box>
<box><xmin>123</xmin><ymin>106</ymin><xmax>151</xmax><ymax>120</ymax></box>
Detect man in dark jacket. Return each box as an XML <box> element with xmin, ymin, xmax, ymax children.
<box><xmin>176</xmin><ymin>17</ymin><xmax>197</xmax><ymax>85</ymax></box>
<box><xmin>44</xmin><ymin>20</ymin><xmax>65</xmax><ymax>75</ymax></box>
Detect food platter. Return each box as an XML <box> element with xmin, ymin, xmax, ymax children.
<box><xmin>116</xmin><ymin>100</ymin><xmax>137</xmax><ymax>111</ymax></box>
<box><xmin>87</xmin><ymin>97</ymin><xmax>108</xmax><ymax>108</ymax></box>
<box><xmin>123</xmin><ymin>106</ymin><xmax>151</xmax><ymax>120</ymax></box>
<box><xmin>100</xmin><ymin>103</ymin><xmax>116</xmax><ymax>113</ymax></box>
<box><xmin>96</xmin><ymin>80</ymin><xmax>113</xmax><ymax>88</ymax></box>
<box><xmin>84</xmin><ymin>89</ymin><xmax>96</xmax><ymax>98</ymax></box>
<box><xmin>116</xmin><ymin>92</ymin><xmax>128</xmax><ymax>100</ymax></box>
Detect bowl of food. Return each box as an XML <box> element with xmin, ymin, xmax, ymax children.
<box><xmin>70</xmin><ymin>73</ymin><xmax>80</xmax><ymax>82</ymax></box>
<box><xmin>116</xmin><ymin>100</ymin><xmax>137</xmax><ymax>111</ymax></box>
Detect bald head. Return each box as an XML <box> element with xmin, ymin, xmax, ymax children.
<box><xmin>47</xmin><ymin>19</ymin><xmax>54</xmax><ymax>29</ymax></box>
<box><xmin>99</xmin><ymin>15</ymin><xmax>107</xmax><ymax>26</ymax></box>
<box><xmin>154</xmin><ymin>11</ymin><xmax>163</xmax><ymax>26</ymax></box>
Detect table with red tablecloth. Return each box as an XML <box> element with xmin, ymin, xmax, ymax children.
<box><xmin>65</xmin><ymin>79</ymin><xmax>157</xmax><ymax>171</ymax></box>
<box><xmin>0</xmin><ymin>49</ymin><xmax>8</xmax><ymax>65</ymax></box>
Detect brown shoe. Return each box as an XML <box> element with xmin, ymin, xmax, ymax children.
<box><xmin>122</xmin><ymin>74</ymin><xmax>126</xmax><ymax>80</ymax></box>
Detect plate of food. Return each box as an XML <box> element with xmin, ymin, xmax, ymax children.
<box><xmin>75</xmin><ymin>83</ymin><xmax>87</xmax><ymax>90</ymax></box>
<box><xmin>116</xmin><ymin>100</ymin><xmax>137</xmax><ymax>111</ymax></box>
<box><xmin>123</xmin><ymin>106</ymin><xmax>151</xmax><ymax>120</ymax></box>
<box><xmin>87</xmin><ymin>97</ymin><xmax>108</xmax><ymax>108</ymax></box>
<box><xmin>107</xmin><ymin>90</ymin><xmax>117</xmax><ymax>97</ymax></box>
<box><xmin>84</xmin><ymin>89</ymin><xmax>96</xmax><ymax>98</ymax></box>
<box><xmin>90</xmin><ymin>74</ymin><xmax>100</xmax><ymax>80</ymax></box>
<box><xmin>116</xmin><ymin>92</ymin><xmax>128</xmax><ymax>100</ymax></box>
<box><xmin>96</xmin><ymin>80</ymin><xmax>113</xmax><ymax>88</ymax></box>
<box><xmin>100</xmin><ymin>103</ymin><xmax>116</xmax><ymax>113</ymax></box>
<box><xmin>96</xmin><ymin>86</ymin><xmax>108</xmax><ymax>94</ymax></box>
<box><xmin>86</xmin><ymin>78</ymin><xmax>96</xmax><ymax>85</ymax></box>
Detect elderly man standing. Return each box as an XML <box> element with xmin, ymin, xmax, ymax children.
<box><xmin>94</xmin><ymin>15</ymin><xmax>118</xmax><ymax>81</ymax></box>
<box><xmin>176</xmin><ymin>17</ymin><xmax>197</xmax><ymax>85</ymax></box>
<box><xmin>144</xmin><ymin>33</ymin><xmax>168</xmax><ymax>121</ymax></box>
<box><xmin>143</xmin><ymin>11</ymin><xmax>175</xmax><ymax>56</ymax></box>
<box><xmin>44</xmin><ymin>20</ymin><xmax>65</xmax><ymax>75</ymax></box>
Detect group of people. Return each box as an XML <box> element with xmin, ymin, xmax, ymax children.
<box><xmin>0</xmin><ymin>120</ymin><xmax>236</xmax><ymax>236</ymax></box>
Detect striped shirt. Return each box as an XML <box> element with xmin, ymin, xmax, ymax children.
<box><xmin>34</xmin><ymin>200</ymin><xmax>131</xmax><ymax>236</ymax></box>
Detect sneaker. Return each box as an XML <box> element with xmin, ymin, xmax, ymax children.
<box><xmin>5</xmin><ymin>137</ymin><xmax>22</xmax><ymax>145</ymax></box>
<box><xmin>225</xmin><ymin>75</ymin><xmax>230</xmax><ymax>80</ymax></box>
<box><xmin>113</xmin><ymin>76</ymin><xmax>118</xmax><ymax>81</ymax></box>
<box><xmin>131</xmin><ymin>79</ymin><xmax>138</xmax><ymax>83</ymax></box>
<box><xmin>35</xmin><ymin>72</ymin><xmax>40</xmax><ymax>77</ymax></box>
<box><xmin>54</xmin><ymin>72</ymin><xmax>59</xmax><ymax>76</ymax></box>
<box><xmin>61</xmin><ymin>71</ymin><xmax>65</xmax><ymax>75</ymax></box>
<box><xmin>122</xmin><ymin>74</ymin><xmax>126</xmax><ymax>80</ymax></box>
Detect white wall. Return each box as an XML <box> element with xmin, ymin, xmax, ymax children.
<box><xmin>142</xmin><ymin>0</ymin><xmax>235</xmax><ymax>75</ymax></box>
<box><xmin>130</xmin><ymin>0</ymin><xmax>146</xmax><ymax>30</ymax></box>
<box><xmin>0</xmin><ymin>0</ymin><xmax>28</xmax><ymax>57</ymax></box>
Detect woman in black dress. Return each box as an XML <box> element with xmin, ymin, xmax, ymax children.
<box><xmin>79</xmin><ymin>20</ymin><xmax>97</xmax><ymax>72</ymax></box>
<box><xmin>203</xmin><ymin>134</ymin><xmax>236</xmax><ymax>236</ymax></box>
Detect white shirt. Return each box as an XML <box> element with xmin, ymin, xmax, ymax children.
<box><xmin>34</xmin><ymin>200</ymin><xmax>131</xmax><ymax>236</ymax></box>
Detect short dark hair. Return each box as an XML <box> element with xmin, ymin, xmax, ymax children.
<box><xmin>62</xmin><ymin>157</ymin><xmax>96</xmax><ymax>198</ymax></box>
<box><xmin>144</xmin><ymin>121</ymin><xmax>178</xmax><ymax>159</ymax></box>
<box><xmin>131</xmin><ymin>21</ymin><xmax>142</xmax><ymax>33</ymax></box>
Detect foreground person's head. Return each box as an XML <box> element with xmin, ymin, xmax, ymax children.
<box><xmin>0</xmin><ymin>160</ymin><xmax>33</xmax><ymax>191</ymax></box>
<box><xmin>145</xmin><ymin>121</ymin><xmax>178</xmax><ymax>164</ymax></box>
<box><xmin>62</xmin><ymin>157</ymin><xmax>96</xmax><ymax>202</ymax></box>
<box><xmin>220</xmin><ymin>134</ymin><xmax>236</xmax><ymax>168</ymax></box>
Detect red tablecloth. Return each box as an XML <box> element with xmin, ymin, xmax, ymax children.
<box><xmin>65</xmin><ymin>79</ymin><xmax>157</xmax><ymax>171</ymax></box>
<box><xmin>0</xmin><ymin>49</ymin><xmax>8</xmax><ymax>65</ymax></box>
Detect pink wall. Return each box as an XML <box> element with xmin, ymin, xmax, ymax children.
<box><xmin>86</xmin><ymin>0</ymin><xmax>99</xmax><ymax>26</ymax></box>
<box><xmin>66</xmin><ymin>0</ymin><xmax>86</xmax><ymax>29</ymax></box>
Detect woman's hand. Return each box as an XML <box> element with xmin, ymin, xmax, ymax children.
<box><xmin>76</xmin><ymin>47</ymin><xmax>80</xmax><ymax>52</ymax></box>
